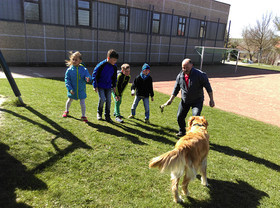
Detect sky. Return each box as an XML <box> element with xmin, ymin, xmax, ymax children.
<box><xmin>217</xmin><ymin>0</ymin><xmax>280</xmax><ymax>38</ymax></box>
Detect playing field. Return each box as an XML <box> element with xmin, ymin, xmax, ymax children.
<box><xmin>0</xmin><ymin>63</ymin><xmax>279</xmax><ymax>207</ymax></box>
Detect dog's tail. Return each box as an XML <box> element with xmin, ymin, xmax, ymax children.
<box><xmin>149</xmin><ymin>148</ymin><xmax>186</xmax><ymax>173</ymax></box>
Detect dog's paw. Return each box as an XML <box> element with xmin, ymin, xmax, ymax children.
<box><xmin>182</xmin><ymin>189</ymin><xmax>189</xmax><ymax>196</ymax></box>
<box><xmin>174</xmin><ymin>195</ymin><xmax>184</xmax><ymax>203</ymax></box>
<box><xmin>201</xmin><ymin>178</ymin><xmax>208</xmax><ymax>186</ymax></box>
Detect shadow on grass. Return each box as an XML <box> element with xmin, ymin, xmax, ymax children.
<box><xmin>0</xmin><ymin>106</ymin><xmax>92</xmax><ymax>175</ymax></box>
<box><xmin>114</xmin><ymin>118</ymin><xmax>176</xmax><ymax>146</ymax></box>
<box><xmin>180</xmin><ymin>178</ymin><xmax>268</xmax><ymax>208</ymax></box>
<box><xmin>210</xmin><ymin>143</ymin><xmax>280</xmax><ymax>172</ymax></box>
<box><xmin>0</xmin><ymin>143</ymin><xmax>47</xmax><ymax>207</ymax></box>
<box><xmin>86</xmin><ymin>120</ymin><xmax>147</xmax><ymax>145</ymax></box>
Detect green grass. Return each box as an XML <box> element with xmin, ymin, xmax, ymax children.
<box><xmin>0</xmin><ymin>78</ymin><xmax>280</xmax><ymax>207</ymax></box>
<box><xmin>242</xmin><ymin>63</ymin><xmax>280</xmax><ymax>72</ymax></box>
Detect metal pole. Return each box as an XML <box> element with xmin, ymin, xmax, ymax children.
<box><xmin>63</xmin><ymin>0</ymin><xmax>67</xmax><ymax>59</ymax></box>
<box><xmin>148</xmin><ymin>5</ymin><xmax>154</xmax><ymax>63</ymax></box>
<box><xmin>200</xmin><ymin>16</ymin><xmax>207</xmax><ymax>47</ymax></box>
<box><xmin>167</xmin><ymin>9</ymin><xmax>174</xmax><ymax>64</ymax></box>
<box><xmin>123</xmin><ymin>0</ymin><xmax>128</xmax><ymax>63</ymax></box>
<box><xmin>235</xmin><ymin>50</ymin><xmax>240</xmax><ymax>73</ymax></box>
<box><xmin>0</xmin><ymin>50</ymin><xmax>24</xmax><ymax>105</ymax></box>
<box><xmin>212</xmin><ymin>18</ymin><xmax>220</xmax><ymax>64</ymax></box>
<box><xmin>184</xmin><ymin>12</ymin><xmax>191</xmax><ymax>58</ymax></box>
<box><xmin>23</xmin><ymin>0</ymin><xmax>29</xmax><ymax>64</ymax></box>
<box><xmin>223</xmin><ymin>20</ymin><xmax>231</xmax><ymax>63</ymax></box>
<box><xmin>200</xmin><ymin>46</ymin><xmax>204</xmax><ymax>70</ymax></box>
<box><xmin>96</xmin><ymin>0</ymin><xmax>99</xmax><ymax>62</ymax></box>
<box><xmin>145</xmin><ymin>5</ymin><xmax>151</xmax><ymax>63</ymax></box>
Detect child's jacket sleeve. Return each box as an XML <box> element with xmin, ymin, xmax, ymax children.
<box><xmin>65</xmin><ymin>69</ymin><xmax>73</xmax><ymax>92</ymax></box>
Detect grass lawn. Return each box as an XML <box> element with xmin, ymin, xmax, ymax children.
<box><xmin>241</xmin><ymin>63</ymin><xmax>280</xmax><ymax>72</ymax></box>
<box><xmin>0</xmin><ymin>78</ymin><xmax>280</xmax><ymax>207</ymax></box>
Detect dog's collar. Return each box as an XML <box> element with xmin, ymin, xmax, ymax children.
<box><xmin>192</xmin><ymin>123</ymin><xmax>204</xmax><ymax>127</ymax></box>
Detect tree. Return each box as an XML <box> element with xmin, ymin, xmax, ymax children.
<box><xmin>242</xmin><ymin>13</ymin><xmax>277</xmax><ymax>64</ymax></box>
<box><xmin>240</xmin><ymin>28</ymin><xmax>257</xmax><ymax>61</ymax></box>
<box><xmin>274</xmin><ymin>16</ymin><xmax>280</xmax><ymax>31</ymax></box>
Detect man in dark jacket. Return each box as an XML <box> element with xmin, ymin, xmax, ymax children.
<box><xmin>166</xmin><ymin>58</ymin><xmax>215</xmax><ymax>136</ymax></box>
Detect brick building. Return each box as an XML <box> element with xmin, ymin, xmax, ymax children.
<box><xmin>0</xmin><ymin>0</ymin><xmax>230</xmax><ymax>65</ymax></box>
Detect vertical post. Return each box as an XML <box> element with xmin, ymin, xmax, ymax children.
<box><xmin>167</xmin><ymin>9</ymin><xmax>174</xmax><ymax>64</ymax></box>
<box><xmin>0</xmin><ymin>50</ymin><xmax>24</xmax><ymax>105</ymax></box>
<box><xmin>123</xmin><ymin>0</ymin><xmax>128</xmax><ymax>63</ymax></box>
<box><xmin>63</xmin><ymin>0</ymin><xmax>67</xmax><ymax>59</ymax></box>
<box><xmin>200</xmin><ymin>46</ymin><xmax>204</xmax><ymax>70</ymax></box>
<box><xmin>200</xmin><ymin>16</ymin><xmax>206</xmax><ymax>47</ymax></box>
<box><xmin>43</xmin><ymin>25</ymin><xmax>47</xmax><ymax>63</ymax></box>
<box><xmin>235</xmin><ymin>50</ymin><xmax>240</xmax><ymax>73</ymax></box>
<box><xmin>199</xmin><ymin>16</ymin><xmax>206</xmax><ymax>66</ymax></box>
<box><xmin>212</xmin><ymin>18</ymin><xmax>220</xmax><ymax>64</ymax></box>
<box><xmin>223</xmin><ymin>20</ymin><xmax>231</xmax><ymax>63</ymax></box>
<box><xmin>23</xmin><ymin>0</ymin><xmax>29</xmax><ymax>64</ymax></box>
<box><xmin>184</xmin><ymin>12</ymin><xmax>191</xmax><ymax>58</ymax></box>
<box><xmin>148</xmin><ymin>5</ymin><xmax>154</xmax><ymax>63</ymax></box>
<box><xmin>145</xmin><ymin>5</ymin><xmax>151</xmax><ymax>63</ymax></box>
<box><xmin>96</xmin><ymin>0</ymin><xmax>99</xmax><ymax>62</ymax></box>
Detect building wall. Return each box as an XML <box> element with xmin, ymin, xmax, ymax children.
<box><xmin>0</xmin><ymin>0</ymin><xmax>230</xmax><ymax>65</ymax></box>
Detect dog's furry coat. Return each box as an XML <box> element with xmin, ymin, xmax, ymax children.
<box><xmin>149</xmin><ymin>116</ymin><xmax>209</xmax><ymax>203</ymax></box>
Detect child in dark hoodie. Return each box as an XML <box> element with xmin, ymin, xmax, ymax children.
<box><xmin>128</xmin><ymin>63</ymin><xmax>154</xmax><ymax>124</ymax></box>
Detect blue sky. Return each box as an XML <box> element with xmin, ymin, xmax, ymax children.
<box><xmin>218</xmin><ymin>0</ymin><xmax>280</xmax><ymax>38</ymax></box>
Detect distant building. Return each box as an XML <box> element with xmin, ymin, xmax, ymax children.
<box><xmin>0</xmin><ymin>0</ymin><xmax>230</xmax><ymax>65</ymax></box>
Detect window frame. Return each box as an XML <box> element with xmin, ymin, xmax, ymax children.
<box><xmin>76</xmin><ymin>0</ymin><xmax>91</xmax><ymax>27</ymax></box>
<box><xmin>177</xmin><ymin>16</ymin><xmax>186</xmax><ymax>36</ymax></box>
<box><xmin>199</xmin><ymin>20</ymin><xmax>207</xmax><ymax>39</ymax></box>
<box><xmin>152</xmin><ymin>12</ymin><xmax>160</xmax><ymax>34</ymax></box>
<box><xmin>118</xmin><ymin>6</ymin><xmax>129</xmax><ymax>31</ymax></box>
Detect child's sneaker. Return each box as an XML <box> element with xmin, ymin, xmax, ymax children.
<box><xmin>62</xmin><ymin>111</ymin><xmax>69</xmax><ymax>118</ymax></box>
<box><xmin>97</xmin><ymin>113</ymin><xmax>102</xmax><ymax>120</ymax></box>
<box><xmin>81</xmin><ymin>116</ymin><xmax>88</xmax><ymax>123</ymax></box>
<box><xmin>115</xmin><ymin>117</ymin><xmax>124</xmax><ymax>123</ymax></box>
<box><xmin>145</xmin><ymin>119</ymin><xmax>150</xmax><ymax>124</ymax></box>
<box><xmin>128</xmin><ymin>115</ymin><xmax>134</xmax><ymax>119</ymax></box>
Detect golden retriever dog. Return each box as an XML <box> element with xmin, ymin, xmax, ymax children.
<box><xmin>149</xmin><ymin>116</ymin><xmax>209</xmax><ymax>203</ymax></box>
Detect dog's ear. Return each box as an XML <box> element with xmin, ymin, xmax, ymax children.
<box><xmin>202</xmin><ymin>116</ymin><xmax>208</xmax><ymax>127</ymax></box>
<box><xmin>188</xmin><ymin>116</ymin><xmax>196</xmax><ymax>127</ymax></box>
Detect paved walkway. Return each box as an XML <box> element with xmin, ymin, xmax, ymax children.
<box><xmin>1</xmin><ymin>64</ymin><xmax>280</xmax><ymax>128</ymax></box>
<box><xmin>152</xmin><ymin>64</ymin><xmax>280</xmax><ymax>128</ymax></box>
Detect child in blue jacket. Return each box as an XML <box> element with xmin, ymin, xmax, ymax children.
<box><xmin>92</xmin><ymin>49</ymin><xmax>118</xmax><ymax>122</ymax></box>
<box><xmin>62</xmin><ymin>51</ymin><xmax>91</xmax><ymax>122</ymax></box>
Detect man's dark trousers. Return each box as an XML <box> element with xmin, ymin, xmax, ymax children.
<box><xmin>177</xmin><ymin>100</ymin><xmax>203</xmax><ymax>134</ymax></box>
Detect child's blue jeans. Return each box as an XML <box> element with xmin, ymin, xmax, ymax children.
<box><xmin>131</xmin><ymin>96</ymin><xmax>150</xmax><ymax>120</ymax></box>
<box><xmin>97</xmin><ymin>88</ymin><xmax>112</xmax><ymax>119</ymax></box>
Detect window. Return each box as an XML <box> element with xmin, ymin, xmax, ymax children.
<box><xmin>205</xmin><ymin>21</ymin><xmax>218</xmax><ymax>40</ymax></box>
<box><xmin>152</xmin><ymin>12</ymin><xmax>160</xmax><ymax>33</ymax></box>
<box><xmin>119</xmin><ymin>7</ymin><xmax>129</xmax><ymax>31</ymax></box>
<box><xmin>129</xmin><ymin>8</ymin><xmax>149</xmax><ymax>33</ymax></box>
<box><xmin>0</xmin><ymin>0</ymin><xmax>22</xmax><ymax>21</ymax></box>
<box><xmin>178</xmin><ymin>17</ymin><xmax>186</xmax><ymax>36</ymax></box>
<box><xmin>24</xmin><ymin>0</ymin><xmax>40</xmax><ymax>21</ymax></box>
<box><xmin>217</xmin><ymin>23</ymin><xmax>226</xmax><ymax>40</ymax></box>
<box><xmin>92</xmin><ymin>2</ymin><xmax>118</xmax><ymax>30</ymax></box>
<box><xmin>77</xmin><ymin>0</ymin><xmax>90</xmax><ymax>26</ymax></box>
<box><xmin>199</xmin><ymin>21</ymin><xmax>206</xmax><ymax>38</ymax></box>
<box><xmin>159</xmin><ymin>14</ymin><xmax>177</xmax><ymax>36</ymax></box>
